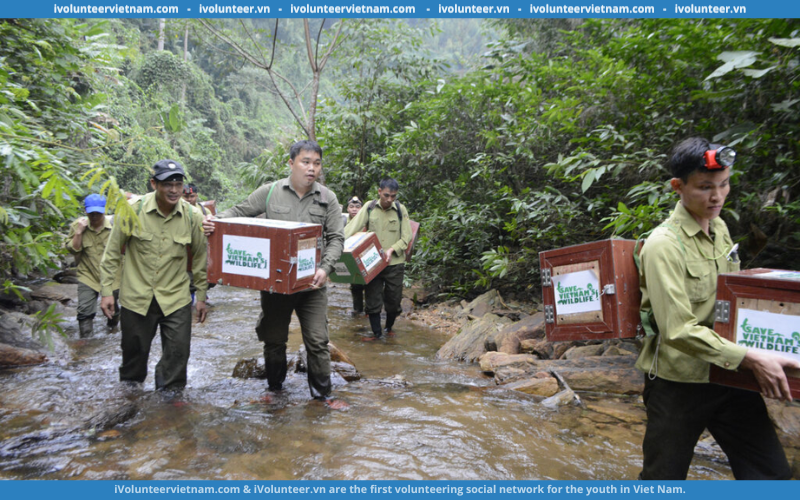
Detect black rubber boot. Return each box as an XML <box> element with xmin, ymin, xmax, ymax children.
<box><xmin>385</xmin><ymin>312</ymin><xmax>397</xmax><ymax>335</ymax></box>
<box><xmin>368</xmin><ymin>314</ymin><xmax>383</xmax><ymax>339</ymax></box>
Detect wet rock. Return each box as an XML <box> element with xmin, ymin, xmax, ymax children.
<box><xmin>766</xmin><ymin>399</ymin><xmax>800</xmax><ymax>448</ymax></box>
<box><xmin>602</xmin><ymin>346</ymin><xmax>636</xmax><ymax>357</ymax></box>
<box><xmin>0</xmin><ymin>341</ymin><xmax>47</xmax><ymax>367</ymax></box>
<box><xmin>436</xmin><ymin>313</ymin><xmax>513</xmax><ymax>363</ymax></box>
<box><xmin>484</xmin><ymin>312</ymin><xmax>545</xmax><ymax>354</ymax></box>
<box><xmin>296</xmin><ymin>342</ymin><xmax>360</xmax><ymax>382</ymax></box>
<box><xmin>30</xmin><ymin>283</ymin><xmax>77</xmax><ymax>304</ymax></box>
<box><xmin>563</xmin><ymin>344</ymin><xmax>605</xmax><ymax>360</ymax></box>
<box><xmin>479</xmin><ymin>351</ymin><xmax>536</xmax><ymax>375</ymax></box>
<box><xmin>85</xmin><ymin>400</ymin><xmax>139</xmax><ymax>431</ymax></box>
<box><xmin>0</xmin><ymin>288</ymin><xmax>32</xmax><ymax>307</ymax></box>
<box><xmin>331</xmin><ymin>361</ymin><xmax>360</xmax><ymax>382</ymax></box>
<box><xmin>492</xmin><ymin>356</ymin><xmax>643</xmax><ymax>395</ymax></box>
<box><xmin>455</xmin><ymin>289</ymin><xmax>506</xmax><ymax>320</ymax></box>
<box><xmin>52</xmin><ymin>269</ymin><xmax>81</xmax><ymax>285</ymax></box>
<box><xmin>584</xmin><ymin>401</ymin><xmax>645</xmax><ymax>424</ymax></box>
<box><xmin>542</xmin><ymin>389</ymin><xmax>577</xmax><ymax>408</ymax></box>
<box><xmin>520</xmin><ymin>338</ymin><xmax>554</xmax><ymax>359</ymax></box>
<box><xmin>24</xmin><ymin>300</ymin><xmax>52</xmax><ymax>315</ymax></box>
<box><xmin>0</xmin><ymin>312</ymin><xmax>40</xmax><ymax>350</ymax></box>
<box><xmin>502</xmin><ymin>376</ymin><xmax>559</xmax><ymax>397</ymax></box>
<box><xmin>553</xmin><ymin>341</ymin><xmax>574</xmax><ymax>360</ymax></box>
<box><xmin>400</xmin><ymin>298</ymin><xmax>414</xmax><ymax>314</ymax></box>
<box><xmin>232</xmin><ymin>358</ymin><xmax>265</xmax><ymax>379</ymax></box>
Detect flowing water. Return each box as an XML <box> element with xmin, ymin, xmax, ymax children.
<box><xmin>0</xmin><ymin>283</ymin><xmax>736</xmax><ymax>480</ymax></box>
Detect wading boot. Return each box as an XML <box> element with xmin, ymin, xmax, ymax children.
<box><xmin>363</xmin><ymin>313</ymin><xmax>383</xmax><ymax>342</ymax></box>
<box><xmin>107</xmin><ymin>311</ymin><xmax>120</xmax><ymax>331</ymax></box>
<box><xmin>384</xmin><ymin>312</ymin><xmax>397</xmax><ymax>337</ymax></box>
<box><xmin>78</xmin><ymin>318</ymin><xmax>94</xmax><ymax>338</ymax></box>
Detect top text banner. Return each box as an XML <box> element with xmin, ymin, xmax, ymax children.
<box><xmin>5</xmin><ymin>0</ymin><xmax>800</xmax><ymax>18</ymax></box>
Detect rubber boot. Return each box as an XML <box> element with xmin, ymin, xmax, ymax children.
<box><xmin>365</xmin><ymin>313</ymin><xmax>383</xmax><ymax>341</ymax></box>
<box><xmin>384</xmin><ymin>312</ymin><xmax>397</xmax><ymax>337</ymax></box>
<box><xmin>78</xmin><ymin>318</ymin><xmax>94</xmax><ymax>338</ymax></box>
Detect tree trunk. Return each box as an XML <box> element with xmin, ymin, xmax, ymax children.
<box><xmin>180</xmin><ymin>23</ymin><xmax>189</xmax><ymax>107</ymax></box>
<box><xmin>157</xmin><ymin>18</ymin><xmax>166</xmax><ymax>51</ymax></box>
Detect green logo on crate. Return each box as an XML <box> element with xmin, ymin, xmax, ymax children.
<box><xmin>738</xmin><ymin>318</ymin><xmax>800</xmax><ymax>354</ymax></box>
<box><xmin>298</xmin><ymin>256</ymin><xmax>315</xmax><ymax>273</ymax></box>
<box><xmin>556</xmin><ymin>281</ymin><xmax>599</xmax><ymax>305</ymax></box>
<box><xmin>362</xmin><ymin>250</ymin><xmax>380</xmax><ymax>270</ymax></box>
<box><xmin>225</xmin><ymin>243</ymin><xmax>268</xmax><ymax>270</ymax></box>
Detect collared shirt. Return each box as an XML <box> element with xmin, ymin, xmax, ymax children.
<box><xmin>215</xmin><ymin>177</ymin><xmax>344</xmax><ymax>277</ymax></box>
<box><xmin>64</xmin><ymin>216</ymin><xmax>119</xmax><ymax>292</ymax></box>
<box><xmin>344</xmin><ymin>200</ymin><xmax>412</xmax><ymax>266</ymax></box>
<box><xmin>635</xmin><ymin>202</ymin><xmax>746</xmax><ymax>383</ymax></box>
<box><xmin>100</xmin><ymin>193</ymin><xmax>208</xmax><ymax>316</ymax></box>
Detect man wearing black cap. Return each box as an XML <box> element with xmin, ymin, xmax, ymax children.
<box><xmin>100</xmin><ymin>159</ymin><xmax>208</xmax><ymax>391</ymax></box>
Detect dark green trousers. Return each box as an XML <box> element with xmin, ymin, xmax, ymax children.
<box><xmin>640</xmin><ymin>376</ymin><xmax>791</xmax><ymax>479</ymax></box>
<box><xmin>119</xmin><ymin>299</ymin><xmax>192</xmax><ymax>390</ymax></box>
<box><xmin>350</xmin><ymin>283</ymin><xmax>365</xmax><ymax>313</ymax></box>
<box><xmin>365</xmin><ymin>264</ymin><xmax>404</xmax><ymax>315</ymax></box>
<box><xmin>255</xmin><ymin>288</ymin><xmax>331</xmax><ymax>399</ymax></box>
<box><xmin>77</xmin><ymin>283</ymin><xmax>118</xmax><ymax>320</ymax></box>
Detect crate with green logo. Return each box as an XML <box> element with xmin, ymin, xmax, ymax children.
<box><xmin>539</xmin><ymin>239</ymin><xmax>641</xmax><ymax>342</ymax></box>
<box><xmin>329</xmin><ymin>232</ymin><xmax>388</xmax><ymax>285</ymax></box>
<box><xmin>207</xmin><ymin>217</ymin><xmax>322</xmax><ymax>294</ymax></box>
<box><xmin>710</xmin><ymin>268</ymin><xmax>800</xmax><ymax>398</ymax></box>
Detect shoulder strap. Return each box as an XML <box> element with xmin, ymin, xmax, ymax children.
<box><xmin>635</xmin><ymin>220</ymin><xmax>686</xmax><ymax>338</ymax></box>
<box><xmin>264</xmin><ymin>182</ymin><xmax>277</xmax><ymax>218</ymax></box>
<box><xmin>395</xmin><ymin>201</ymin><xmax>403</xmax><ymax>224</ymax></box>
<box><xmin>317</xmin><ymin>184</ymin><xmax>329</xmax><ymax>204</ymax></box>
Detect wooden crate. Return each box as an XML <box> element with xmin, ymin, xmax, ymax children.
<box><xmin>329</xmin><ymin>232</ymin><xmax>388</xmax><ymax>285</ymax></box>
<box><xmin>710</xmin><ymin>268</ymin><xmax>800</xmax><ymax>398</ymax></box>
<box><xmin>200</xmin><ymin>200</ymin><xmax>216</xmax><ymax>215</ymax></box>
<box><xmin>207</xmin><ymin>217</ymin><xmax>322</xmax><ymax>294</ymax></box>
<box><xmin>539</xmin><ymin>239</ymin><xmax>641</xmax><ymax>342</ymax></box>
<box><xmin>406</xmin><ymin>220</ymin><xmax>420</xmax><ymax>261</ymax></box>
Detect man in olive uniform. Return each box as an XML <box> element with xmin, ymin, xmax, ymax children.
<box><xmin>100</xmin><ymin>159</ymin><xmax>208</xmax><ymax>391</ymax></box>
<box><xmin>64</xmin><ymin>194</ymin><xmax>120</xmax><ymax>337</ymax></box>
<box><xmin>203</xmin><ymin>140</ymin><xmax>345</xmax><ymax>407</ymax></box>
<box><xmin>345</xmin><ymin>178</ymin><xmax>412</xmax><ymax>340</ymax></box>
<box><xmin>636</xmin><ymin>137</ymin><xmax>799</xmax><ymax>479</ymax></box>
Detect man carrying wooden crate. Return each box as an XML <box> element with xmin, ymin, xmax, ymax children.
<box><xmin>203</xmin><ymin>140</ymin><xmax>346</xmax><ymax>408</ymax></box>
<box><xmin>636</xmin><ymin>137</ymin><xmax>800</xmax><ymax>479</ymax></box>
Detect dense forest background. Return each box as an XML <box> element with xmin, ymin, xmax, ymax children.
<box><xmin>1</xmin><ymin>17</ymin><xmax>798</xmax><ymax>301</ymax></box>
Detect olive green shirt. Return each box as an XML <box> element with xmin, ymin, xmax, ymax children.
<box><xmin>635</xmin><ymin>202</ymin><xmax>746</xmax><ymax>383</ymax></box>
<box><xmin>216</xmin><ymin>178</ymin><xmax>344</xmax><ymax>277</ymax></box>
<box><xmin>344</xmin><ymin>201</ymin><xmax>412</xmax><ymax>266</ymax></box>
<box><xmin>100</xmin><ymin>193</ymin><xmax>208</xmax><ymax>316</ymax></box>
<box><xmin>64</xmin><ymin>216</ymin><xmax>120</xmax><ymax>292</ymax></box>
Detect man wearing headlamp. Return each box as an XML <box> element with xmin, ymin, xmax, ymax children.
<box><xmin>635</xmin><ymin>137</ymin><xmax>800</xmax><ymax>480</ymax></box>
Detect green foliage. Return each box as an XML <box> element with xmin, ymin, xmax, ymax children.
<box><xmin>31</xmin><ymin>302</ymin><xmax>66</xmax><ymax>352</ymax></box>
<box><xmin>0</xmin><ymin>19</ymin><xmax>129</xmax><ymax>277</ymax></box>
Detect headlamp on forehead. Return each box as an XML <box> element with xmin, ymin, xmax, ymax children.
<box><xmin>704</xmin><ymin>146</ymin><xmax>736</xmax><ymax>170</ymax></box>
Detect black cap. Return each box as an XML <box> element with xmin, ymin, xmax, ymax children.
<box><xmin>152</xmin><ymin>159</ymin><xmax>186</xmax><ymax>181</ymax></box>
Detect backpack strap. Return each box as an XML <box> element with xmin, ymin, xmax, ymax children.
<box><xmin>264</xmin><ymin>182</ymin><xmax>277</xmax><ymax>218</ymax></box>
<box><xmin>365</xmin><ymin>199</ymin><xmax>404</xmax><ymax>229</ymax></box>
<box><xmin>635</xmin><ymin>220</ymin><xmax>686</xmax><ymax>338</ymax></box>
